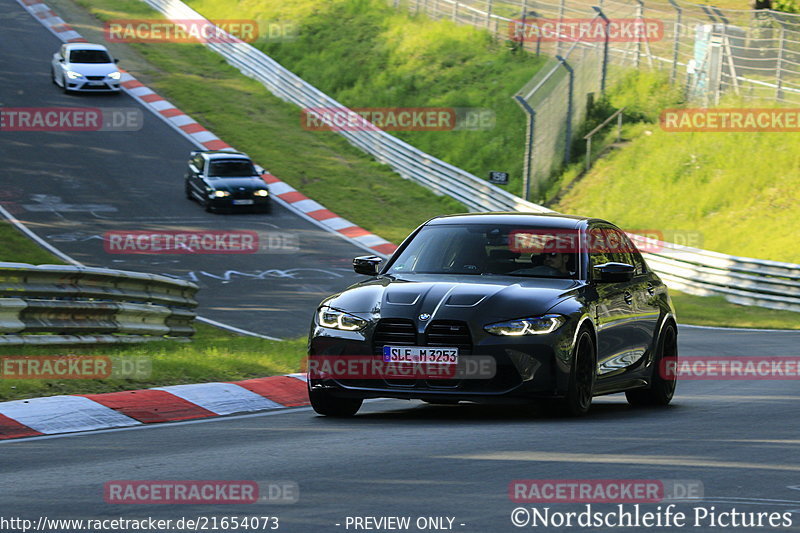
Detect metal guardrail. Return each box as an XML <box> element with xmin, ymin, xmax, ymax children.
<box><xmin>140</xmin><ymin>0</ymin><xmax>800</xmax><ymax>314</ymax></box>
<box><xmin>0</xmin><ymin>262</ymin><xmax>198</xmax><ymax>344</ymax></box>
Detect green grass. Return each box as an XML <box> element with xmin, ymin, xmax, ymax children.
<box><xmin>556</xmin><ymin>97</ymin><xmax>800</xmax><ymax>263</ymax></box>
<box><xmin>185</xmin><ymin>0</ymin><xmax>548</xmax><ymax>198</ymax></box>
<box><xmin>0</xmin><ymin>221</ymin><xmax>67</xmax><ymax>265</ymax></box>
<box><xmin>0</xmin><ymin>324</ymin><xmax>308</xmax><ymax>401</ymax></box>
<box><xmin>671</xmin><ymin>290</ymin><xmax>800</xmax><ymax>329</ymax></box>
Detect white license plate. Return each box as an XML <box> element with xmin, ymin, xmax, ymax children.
<box><xmin>382</xmin><ymin>346</ymin><xmax>458</xmax><ymax>364</ymax></box>
<box><xmin>88</xmin><ymin>81</ymin><xmax>105</xmax><ymax>86</ymax></box>
<box><xmin>233</xmin><ymin>199</ymin><xmax>254</xmax><ymax>205</ymax></box>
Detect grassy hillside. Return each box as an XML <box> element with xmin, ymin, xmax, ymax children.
<box><xmin>187</xmin><ymin>0</ymin><xmax>547</xmax><ymax>196</ymax></box>
<box><xmin>556</xmin><ymin>98</ymin><xmax>800</xmax><ymax>263</ymax></box>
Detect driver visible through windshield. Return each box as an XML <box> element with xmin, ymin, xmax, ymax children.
<box><xmin>387</xmin><ymin>224</ymin><xmax>581</xmax><ymax>279</ymax></box>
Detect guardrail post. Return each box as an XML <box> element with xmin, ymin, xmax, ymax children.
<box><xmin>557</xmin><ymin>55</ymin><xmax>575</xmax><ymax>166</ymax></box>
<box><xmin>486</xmin><ymin>0</ymin><xmax>493</xmax><ymax>29</ymax></box>
<box><xmin>514</xmin><ymin>96</ymin><xmax>536</xmax><ymax>201</ymax></box>
<box><xmin>453</xmin><ymin>0</ymin><xmax>459</xmax><ymax>21</ymax></box>
<box><xmin>668</xmin><ymin>0</ymin><xmax>682</xmax><ymax>85</ymax></box>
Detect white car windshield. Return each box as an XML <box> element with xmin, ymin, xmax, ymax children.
<box><xmin>69</xmin><ymin>50</ymin><xmax>112</xmax><ymax>64</ymax></box>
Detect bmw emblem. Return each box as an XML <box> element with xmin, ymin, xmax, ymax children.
<box><xmin>419</xmin><ymin>313</ymin><xmax>431</xmax><ymax>321</ymax></box>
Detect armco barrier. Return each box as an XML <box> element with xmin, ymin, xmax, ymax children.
<box><xmin>0</xmin><ymin>262</ymin><xmax>198</xmax><ymax>344</ymax></box>
<box><xmin>131</xmin><ymin>0</ymin><xmax>800</xmax><ymax>313</ymax></box>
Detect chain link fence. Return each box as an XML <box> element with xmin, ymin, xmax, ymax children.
<box><xmin>392</xmin><ymin>0</ymin><xmax>800</xmax><ymax>195</ymax></box>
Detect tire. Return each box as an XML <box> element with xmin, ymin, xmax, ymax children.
<box><xmin>308</xmin><ymin>381</ymin><xmax>362</xmax><ymax>417</ymax></box>
<box><xmin>626</xmin><ymin>323</ymin><xmax>677</xmax><ymax>407</ymax></box>
<box><xmin>61</xmin><ymin>74</ymin><xmax>69</xmax><ymax>94</ymax></box>
<box><xmin>51</xmin><ymin>67</ymin><xmax>57</xmax><ymax>85</ymax></box>
<box><xmin>554</xmin><ymin>329</ymin><xmax>596</xmax><ymax>416</ymax></box>
<box><xmin>185</xmin><ymin>182</ymin><xmax>193</xmax><ymax>201</ymax></box>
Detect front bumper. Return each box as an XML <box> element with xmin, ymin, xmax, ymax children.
<box><xmin>308</xmin><ymin>322</ymin><xmax>577</xmax><ymax>402</ymax></box>
<box><xmin>208</xmin><ymin>196</ymin><xmax>271</xmax><ymax>211</ymax></box>
<box><xmin>65</xmin><ymin>78</ymin><xmax>122</xmax><ymax>92</ymax></box>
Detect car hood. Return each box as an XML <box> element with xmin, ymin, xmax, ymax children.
<box><xmin>66</xmin><ymin>62</ymin><xmax>117</xmax><ymax>77</ymax></box>
<box><xmin>322</xmin><ymin>274</ymin><xmax>583</xmax><ymax>323</ymax></box>
<box><xmin>207</xmin><ymin>177</ymin><xmax>266</xmax><ymax>191</ymax></box>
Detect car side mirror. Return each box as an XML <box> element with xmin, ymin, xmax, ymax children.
<box><xmin>593</xmin><ymin>262</ymin><xmax>635</xmax><ymax>283</ymax></box>
<box><xmin>114</xmin><ymin>58</ymin><xmax>120</xmax><ymax>64</ymax></box>
<box><xmin>255</xmin><ymin>165</ymin><xmax>265</xmax><ymax>175</ymax></box>
<box><xmin>59</xmin><ymin>58</ymin><xmax>65</xmax><ymax>63</ymax></box>
<box><xmin>353</xmin><ymin>255</ymin><xmax>382</xmax><ymax>276</ymax></box>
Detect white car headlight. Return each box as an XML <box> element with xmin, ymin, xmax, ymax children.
<box><xmin>65</xmin><ymin>70</ymin><xmax>83</xmax><ymax>80</ymax></box>
<box><xmin>484</xmin><ymin>314</ymin><xmax>566</xmax><ymax>336</ymax></box>
<box><xmin>317</xmin><ymin>306</ymin><xmax>368</xmax><ymax>331</ymax></box>
<box><xmin>107</xmin><ymin>71</ymin><xmax>121</xmax><ymax>80</ymax></box>
<box><xmin>253</xmin><ymin>189</ymin><xmax>269</xmax><ymax>197</ymax></box>
<box><xmin>212</xmin><ymin>190</ymin><xmax>230</xmax><ymax>198</ymax></box>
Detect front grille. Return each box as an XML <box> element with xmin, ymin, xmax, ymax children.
<box><xmin>425</xmin><ymin>320</ymin><xmax>471</xmax><ymax>388</ymax></box>
<box><xmin>231</xmin><ymin>189</ymin><xmax>252</xmax><ymax>199</ymax></box>
<box><xmin>85</xmin><ymin>76</ymin><xmax>105</xmax><ymax>81</ymax></box>
<box><xmin>373</xmin><ymin>319</ymin><xmax>416</xmax><ymax>349</ymax></box>
<box><xmin>373</xmin><ymin>319</ymin><xmax>417</xmax><ymax>387</ymax></box>
<box><xmin>425</xmin><ymin>320</ymin><xmax>472</xmax><ymax>350</ymax></box>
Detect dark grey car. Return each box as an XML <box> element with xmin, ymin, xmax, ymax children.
<box><xmin>307</xmin><ymin>213</ymin><xmax>678</xmax><ymax>417</ymax></box>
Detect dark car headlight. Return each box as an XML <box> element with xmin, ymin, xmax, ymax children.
<box><xmin>484</xmin><ymin>314</ymin><xmax>566</xmax><ymax>336</ymax></box>
<box><xmin>317</xmin><ymin>306</ymin><xmax>368</xmax><ymax>331</ymax></box>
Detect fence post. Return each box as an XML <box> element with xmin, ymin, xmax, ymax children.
<box><xmin>555</xmin><ymin>0</ymin><xmax>566</xmax><ymax>55</ymax></box>
<box><xmin>486</xmin><ymin>0</ymin><xmax>493</xmax><ymax>29</ymax></box>
<box><xmin>414</xmin><ymin>0</ymin><xmax>420</xmax><ymax>15</ymax></box>
<box><xmin>668</xmin><ymin>0</ymin><xmax>682</xmax><ymax>85</ymax></box>
<box><xmin>593</xmin><ymin>7</ymin><xmax>610</xmax><ymax>95</ymax></box>
<box><xmin>514</xmin><ymin>96</ymin><xmax>536</xmax><ymax>201</ymax></box>
<box><xmin>635</xmin><ymin>0</ymin><xmax>644</xmax><ymax>70</ymax></box>
<box><xmin>557</xmin><ymin>55</ymin><xmax>575</xmax><ymax>166</ymax></box>
<box><xmin>453</xmin><ymin>0</ymin><xmax>459</xmax><ymax>22</ymax></box>
<box><xmin>776</xmin><ymin>26</ymin><xmax>785</xmax><ymax>100</ymax></box>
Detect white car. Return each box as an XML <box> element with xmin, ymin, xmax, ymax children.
<box><xmin>51</xmin><ymin>43</ymin><xmax>121</xmax><ymax>93</ymax></box>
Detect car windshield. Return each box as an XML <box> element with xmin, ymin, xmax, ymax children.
<box><xmin>69</xmin><ymin>49</ymin><xmax>112</xmax><ymax>64</ymax></box>
<box><xmin>386</xmin><ymin>224</ymin><xmax>581</xmax><ymax>279</ymax></box>
<box><xmin>208</xmin><ymin>160</ymin><xmax>256</xmax><ymax>177</ymax></box>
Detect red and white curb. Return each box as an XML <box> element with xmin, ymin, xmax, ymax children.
<box><xmin>15</xmin><ymin>0</ymin><xmax>399</xmax><ymax>259</ymax></box>
<box><xmin>0</xmin><ymin>374</ymin><xmax>309</xmax><ymax>440</ymax></box>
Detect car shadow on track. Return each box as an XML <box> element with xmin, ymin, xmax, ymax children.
<box><xmin>313</xmin><ymin>399</ymin><xmax>684</xmax><ymax>425</ymax></box>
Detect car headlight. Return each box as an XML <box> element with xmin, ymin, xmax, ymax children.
<box><xmin>253</xmin><ymin>189</ymin><xmax>269</xmax><ymax>197</ymax></box>
<box><xmin>107</xmin><ymin>71</ymin><xmax>121</xmax><ymax>80</ymax></box>
<box><xmin>317</xmin><ymin>306</ymin><xmax>368</xmax><ymax>331</ymax></box>
<box><xmin>65</xmin><ymin>70</ymin><xmax>83</xmax><ymax>79</ymax></box>
<box><xmin>212</xmin><ymin>190</ymin><xmax>230</xmax><ymax>198</ymax></box>
<box><xmin>484</xmin><ymin>314</ymin><xmax>566</xmax><ymax>336</ymax></box>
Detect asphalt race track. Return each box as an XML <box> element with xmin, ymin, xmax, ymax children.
<box><xmin>2</xmin><ymin>0</ymin><xmax>800</xmax><ymax>532</ymax></box>
<box><xmin>2</xmin><ymin>326</ymin><xmax>800</xmax><ymax>532</ymax></box>
<box><xmin>0</xmin><ymin>0</ymin><xmax>364</xmax><ymax>338</ymax></box>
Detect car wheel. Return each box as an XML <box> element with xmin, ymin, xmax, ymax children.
<box><xmin>626</xmin><ymin>323</ymin><xmax>677</xmax><ymax>407</ymax></box>
<box><xmin>308</xmin><ymin>381</ymin><xmax>362</xmax><ymax>417</ymax></box>
<box><xmin>185</xmin><ymin>182</ymin><xmax>194</xmax><ymax>201</ymax></box>
<box><xmin>555</xmin><ymin>329</ymin><xmax>595</xmax><ymax>416</ymax></box>
<box><xmin>61</xmin><ymin>74</ymin><xmax>69</xmax><ymax>94</ymax></box>
<box><xmin>51</xmin><ymin>67</ymin><xmax>57</xmax><ymax>85</ymax></box>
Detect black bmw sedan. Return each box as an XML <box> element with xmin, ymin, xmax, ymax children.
<box><xmin>307</xmin><ymin>213</ymin><xmax>678</xmax><ymax>417</ymax></box>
